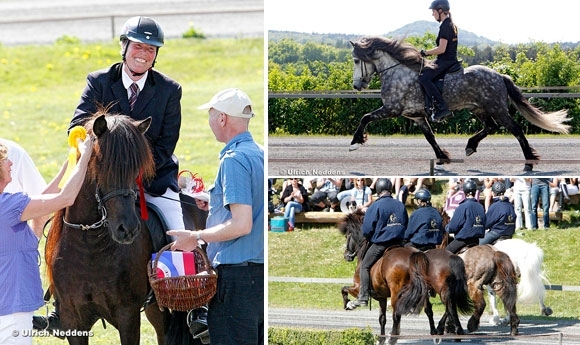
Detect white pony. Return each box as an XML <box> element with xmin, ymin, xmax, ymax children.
<box><xmin>488</xmin><ymin>238</ymin><xmax>552</xmax><ymax>325</ymax></box>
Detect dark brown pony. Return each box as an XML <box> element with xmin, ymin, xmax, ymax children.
<box><xmin>422</xmin><ymin>248</ymin><xmax>473</xmax><ymax>336</ymax></box>
<box><xmin>339</xmin><ymin>210</ymin><xmax>430</xmax><ymax>345</ymax></box>
<box><xmin>440</xmin><ymin>211</ymin><xmax>520</xmax><ymax>336</ymax></box>
<box><xmin>45</xmin><ymin>113</ymin><xmax>166</xmax><ymax>345</ymax></box>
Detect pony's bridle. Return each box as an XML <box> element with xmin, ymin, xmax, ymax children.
<box><xmin>353</xmin><ymin>57</ymin><xmax>401</xmax><ymax>85</ymax></box>
<box><xmin>63</xmin><ymin>185</ymin><xmax>137</xmax><ymax>231</ymax></box>
<box><xmin>344</xmin><ymin>233</ymin><xmax>366</xmax><ymax>260</ymax></box>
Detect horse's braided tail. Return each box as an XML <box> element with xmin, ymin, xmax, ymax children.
<box><xmin>448</xmin><ymin>254</ymin><xmax>474</xmax><ymax>315</ymax></box>
<box><xmin>45</xmin><ymin>209</ymin><xmax>65</xmax><ymax>288</ymax></box>
<box><xmin>503</xmin><ymin>75</ymin><xmax>570</xmax><ymax>134</ymax></box>
<box><xmin>397</xmin><ymin>251</ymin><xmax>429</xmax><ymax>315</ymax></box>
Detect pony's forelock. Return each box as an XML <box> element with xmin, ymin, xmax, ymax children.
<box><xmin>85</xmin><ymin>112</ymin><xmax>155</xmax><ymax>191</ymax></box>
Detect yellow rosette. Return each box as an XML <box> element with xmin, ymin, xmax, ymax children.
<box><xmin>59</xmin><ymin>126</ymin><xmax>87</xmax><ymax>188</ymax></box>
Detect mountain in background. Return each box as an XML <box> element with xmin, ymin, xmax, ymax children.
<box><xmin>387</xmin><ymin>20</ymin><xmax>496</xmax><ymax>47</ymax></box>
<box><xmin>269</xmin><ymin>20</ymin><xmax>579</xmax><ymax>50</ymax></box>
<box><xmin>269</xmin><ymin>20</ymin><xmax>497</xmax><ymax>48</ymax></box>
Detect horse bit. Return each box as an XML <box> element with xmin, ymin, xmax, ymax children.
<box><xmin>63</xmin><ymin>185</ymin><xmax>137</xmax><ymax>231</ymax></box>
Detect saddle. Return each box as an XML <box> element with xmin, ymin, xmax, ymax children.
<box><xmin>422</xmin><ymin>60</ymin><xmax>463</xmax><ymax>116</ymax></box>
<box><xmin>456</xmin><ymin>241</ymin><xmax>477</xmax><ymax>255</ymax></box>
<box><xmin>490</xmin><ymin>236</ymin><xmax>513</xmax><ymax>245</ymax></box>
<box><xmin>140</xmin><ymin>201</ymin><xmax>173</xmax><ymax>252</ymax></box>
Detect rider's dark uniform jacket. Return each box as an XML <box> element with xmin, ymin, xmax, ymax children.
<box><xmin>437</xmin><ymin>16</ymin><xmax>458</xmax><ymax>62</ymax></box>
<box><xmin>405</xmin><ymin>206</ymin><xmax>443</xmax><ymax>246</ymax></box>
<box><xmin>485</xmin><ymin>197</ymin><xmax>516</xmax><ymax>237</ymax></box>
<box><xmin>362</xmin><ymin>195</ymin><xmax>408</xmax><ymax>245</ymax></box>
<box><xmin>446</xmin><ymin>198</ymin><xmax>485</xmax><ymax>240</ymax></box>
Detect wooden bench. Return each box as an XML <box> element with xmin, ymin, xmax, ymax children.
<box><xmin>567</xmin><ymin>194</ymin><xmax>580</xmax><ymax>206</ymax></box>
<box><xmin>269</xmin><ymin>211</ymin><xmax>346</xmax><ymax>224</ymax></box>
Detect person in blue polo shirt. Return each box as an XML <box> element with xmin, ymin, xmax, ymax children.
<box><xmin>480</xmin><ymin>181</ymin><xmax>517</xmax><ymax>245</ymax></box>
<box><xmin>346</xmin><ymin>178</ymin><xmax>408</xmax><ymax>310</ymax></box>
<box><xmin>445</xmin><ymin>179</ymin><xmax>486</xmax><ymax>254</ymax></box>
<box><xmin>169</xmin><ymin>88</ymin><xmax>264</xmax><ymax>345</ymax></box>
<box><xmin>405</xmin><ymin>189</ymin><xmax>443</xmax><ymax>251</ymax></box>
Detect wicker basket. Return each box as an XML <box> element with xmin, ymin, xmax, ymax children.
<box><xmin>148</xmin><ymin>243</ymin><xmax>217</xmax><ymax>311</ymax></box>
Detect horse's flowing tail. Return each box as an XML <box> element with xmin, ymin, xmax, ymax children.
<box><xmin>491</xmin><ymin>250</ymin><xmax>519</xmax><ymax>311</ymax></box>
<box><xmin>45</xmin><ymin>209</ymin><xmax>65</xmax><ymax>288</ymax></box>
<box><xmin>397</xmin><ymin>252</ymin><xmax>430</xmax><ymax>315</ymax></box>
<box><xmin>515</xmin><ymin>243</ymin><xmax>549</xmax><ymax>304</ymax></box>
<box><xmin>503</xmin><ymin>75</ymin><xmax>570</xmax><ymax>134</ymax></box>
<box><xmin>448</xmin><ymin>254</ymin><xmax>474</xmax><ymax>315</ymax></box>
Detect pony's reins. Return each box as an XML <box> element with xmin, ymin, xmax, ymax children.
<box><xmin>377</xmin><ymin>62</ymin><xmax>401</xmax><ymax>75</ymax></box>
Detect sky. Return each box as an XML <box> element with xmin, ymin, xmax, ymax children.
<box><xmin>265</xmin><ymin>0</ymin><xmax>580</xmax><ymax>44</ymax></box>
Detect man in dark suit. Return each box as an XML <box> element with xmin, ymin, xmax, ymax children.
<box><xmin>33</xmin><ymin>16</ymin><xmax>185</xmax><ymax>333</ymax></box>
<box><xmin>70</xmin><ymin>16</ymin><xmax>184</xmax><ymax>230</ymax></box>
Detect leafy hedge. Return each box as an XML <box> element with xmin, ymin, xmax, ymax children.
<box><xmin>268</xmin><ymin>36</ymin><xmax>580</xmax><ymax>136</ymax></box>
<box><xmin>268</xmin><ymin>327</ymin><xmax>375</xmax><ymax>345</ymax></box>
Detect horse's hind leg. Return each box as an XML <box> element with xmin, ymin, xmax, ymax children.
<box><xmin>116</xmin><ymin>308</ymin><xmax>143</xmax><ymax>345</ymax></box>
<box><xmin>145</xmin><ymin>303</ymin><xmax>168</xmax><ymax>345</ymax></box>
<box><xmin>350</xmin><ymin>106</ymin><xmax>390</xmax><ymax>151</ymax></box>
<box><xmin>377</xmin><ymin>299</ymin><xmax>388</xmax><ymax>345</ymax></box>
<box><xmin>413</xmin><ymin>117</ymin><xmax>451</xmax><ymax>164</ymax></box>
<box><xmin>540</xmin><ymin>300</ymin><xmax>553</xmax><ymax>316</ymax></box>
<box><xmin>498</xmin><ymin>290</ymin><xmax>520</xmax><ymax>336</ymax></box>
<box><xmin>424</xmin><ymin>299</ymin><xmax>437</xmax><ymax>335</ymax></box>
<box><xmin>492</xmin><ymin>110</ymin><xmax>539</xmax><ymax>171</ymax></box>
<box><xmin>467</xmin><ymin>284</ymin><xmax>485</xmax><ymax>333</ymax></box>
<box><xmin>487</xmin><ymin>286</ymin><xmax>503</xmax><ymax>326</ymax></box>
<box><xmin>465</xmin><ymin>117</ymin><xmax>498</xmax><ymax>156</ymax></box>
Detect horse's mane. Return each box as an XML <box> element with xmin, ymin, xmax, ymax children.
<box><xmin>45</xmin><ymin>110</ymin><xmax>156</xmax><ymax>287</ymax></box>
<box><xmin>351</xmin><ymin>36</ymin><xmax>433</xmax><ymax>72</ymax></box>
<box><xmin>338</xmin><ymin>209</ymin><xmax>364</xmax><ymax>233</ymax></box>
<box><xmin>338</xmin><ymin>209</ymin><xmax>366</xmax><ymax>247</ymax></box>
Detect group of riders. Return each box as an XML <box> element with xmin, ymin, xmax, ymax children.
<box><xmin>346</xmin><ymin>178</ymin><xmax>516</xmax><ymax>310</ymax></box>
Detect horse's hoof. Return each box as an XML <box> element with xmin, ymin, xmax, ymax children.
<box><xmin>523</xmin><ymin>164</ymin><xmax>533</xmax><ymax>171</ymax></box>
<box><xmin>349</xmin><ymin>143</ymin><xmax>361</xmax><ymax>151</ymax></box>
<box><xmin>542</xmin><ymin>307</ymin><xmax>553</xmax><ymax>316</ymax></box>
<box><xmin>488</xmin><ymin>315</ymin><xmax>500</xmax><ymax>326</ymax></box>
<box><xmin>436</xmin><ymin>158</ymin><xmax>450</xmax><ymax>165</ymax></box>
<box><xmin>465</xmin><ymin>148</ymin><xmax>476</xmax><ymax>156</ymax></box>
<box><xmin>467</xmin><ymin>317</ymin><xmax>479</xmax><ymax>333</ymax></box>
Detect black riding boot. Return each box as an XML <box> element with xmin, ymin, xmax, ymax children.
<box><xmin>432</xmin><ymin>102</ymin><xmax>452</xmax><ymax>122</ymax></box>
<box><xmin>420</xmin><ymin>73</ymin><xmax>452</xmax><ymax>122</ymax></box>
<box><xmin>32</xmin><ymin>300</ymin><xmax>64</xmax><ymax>339</ymax></box>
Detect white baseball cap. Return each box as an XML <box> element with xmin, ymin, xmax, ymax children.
<box><xmin>197</xmin><ymin>88</ymin><xmax>254</xmax><ymax>118</ymax></box>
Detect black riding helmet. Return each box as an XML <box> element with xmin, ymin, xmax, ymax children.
<box><xmin>375</xmin><ymin>178</ymin><xmax>393</xmax><ymax>195</ymax></box>
<box><xmin>414</xmin><ymin>188</ymin><xmax>432</xmax><ymax>202</ymax></box>
<box><xmin>463</xmin><ymin>179</ymin><xmax>478</xmax><ymax>196</ymax></box>
<box><xmin>429</xmin><ymin>0</ymin><xmax>450</xmax><ymax>11</ymax></box>
<box><xmin>492</xmin><ymin>181</ymin><xmax>507</xmax><ymax>195</ymax></box>
<box><xmin>120</xmin><ymin>16</ymin><xmax>164</xmax><ymax>70</ymax></box>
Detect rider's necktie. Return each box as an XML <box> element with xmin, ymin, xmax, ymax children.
<box><xmin>129</xmin><ymin>82</ymin><xmax>139</xmax><ymax>111</ymax></box>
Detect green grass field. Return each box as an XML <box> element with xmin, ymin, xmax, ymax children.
<box><xmin>0</xmin><ymin>36</ymin><xmax>263</xmax><ymax>344</ymax></box>
<box><xmin>0</xmin><ymin>37</ymin><xmax>264</xmax><ymax>183</ymax></box>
